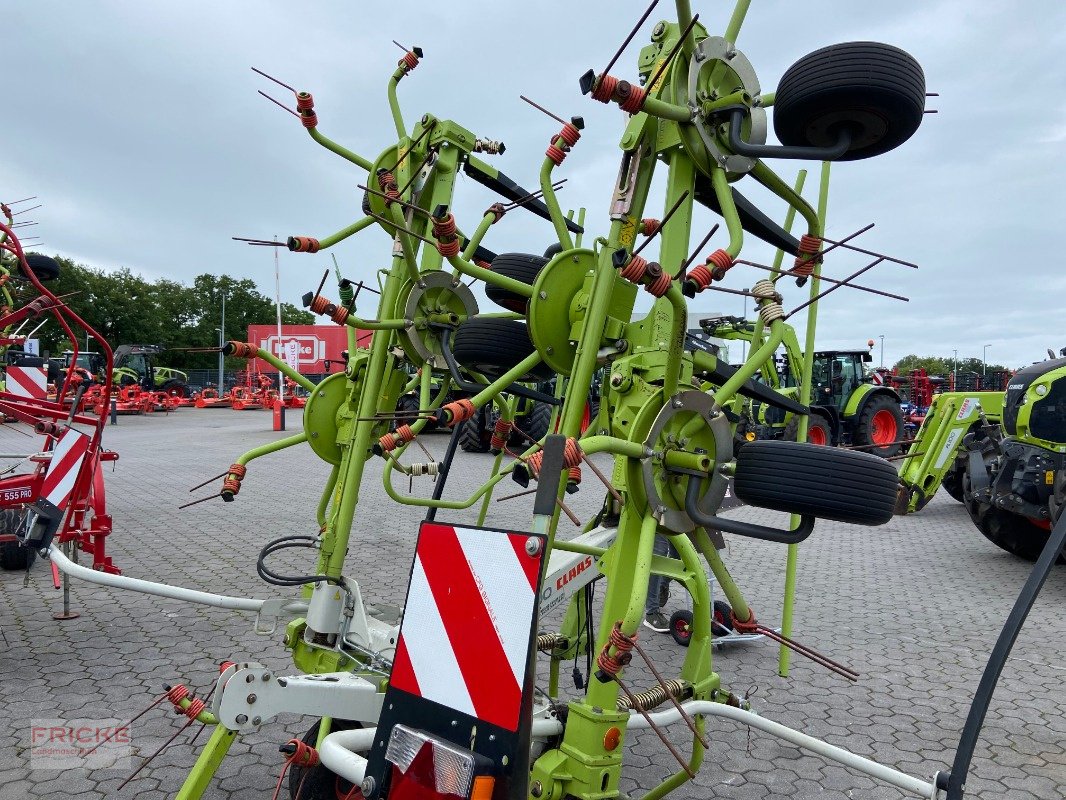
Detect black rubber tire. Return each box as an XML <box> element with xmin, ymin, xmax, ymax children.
<box><xmin>669</xmin><ymin>609</ymin><xmax>693</xmax><ymax>647</ymax></box>
<box><xmin>522</xmin><ymin>401</ymin><xmax>554</xmax><ymax>443</ymax></box>
<box><xmin>484</xmin><ymin>253</ymin><xmax>547</xmax><ymax>314</ymax></box>
<box><xmin>161</xmin><ymin>378</ymin><xmax>189</xmax><ymax>398</ymax></box>
<box><xmin>0</xmin><ymin>509</ymin><xmax>30</xmax><ymax>571</ymax></box>
<box><xmin>287</xmin><ymin>719</ymin><xmax>362</xmax><ymax>800</ymax></box>
<box><xmin>852</xmin><ymin>394</ymin><xmax>905</xmax><ymax>458</ymax></box>
<box><xmin>393</xmin><ymin>393</ymin><xmax>420</xmax><ymax>432</ymax></box>
<box><xmin>942</xmin><ymin>464</ymin><xmax>965</xmax><ymax>503</ymax></box>
<box><xmin>451</xmin><ymin>319</ymin><xmax>553</xmax><ymax>382</ymax></box>
<box><xmin>712</xmin><ymin>600</ymin><xmax>734</xmax><ymax>637</ymax></box>
<box><xmin>733</xmin><ymin>440</ymin><xmax>897</xmax><ymax>526</ymax></box>
<box><xmin>774</xmin><ymin>42</ymin><xmax>925</xmax><ymax>161</ymax></box>
<box><xmin>543</xmin><ymin>243</ymin><xmax>564</xmax><ymax>259</ymax></box>
<box><xmin>459</xmin><ymin>407</ymin><xmax>492</xmax><ymax>453</ymax></box>
<box><xmin>361</xmin><ymin>189</ymin><xmax>372</xmax><ymax>216</ymax></box>
<box><xmin>782</xmin><ymin>414</ymin><xmax>832</xmax><ymax>446</ymax></box>
<box><xmin>20</xmin><ymin>253</ymin><xmax>61</xmax><ymax>282</ymax></box>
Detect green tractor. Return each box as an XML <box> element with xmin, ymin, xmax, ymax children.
<box><xmin>112</xmin><ymin>344</ymin><xmax>190</xmax><ymax>398</ymax></box>
<box><xmin>703</xmin><ymin>316</ymin><xmax>905</xmax><ymax>455</ymax></box>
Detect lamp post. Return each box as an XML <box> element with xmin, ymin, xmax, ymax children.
<box><xmin>217</xmin><ymin>289</ymin><xmax>227</xmax><ymax>389</ymax></box>
<box><xmin>983</xmin><ymin>344</ymin><xmax>991</xmax><ymax>376</ymax></box>
<box><xmin>952</xmin><ymin>348</ymin><xmax>958</xmax><ymax>390</ymax></box>
<box><xmin>879</xmin><ymin>334</ymin><xmax>885</xmax><ymax>368</ymax></box>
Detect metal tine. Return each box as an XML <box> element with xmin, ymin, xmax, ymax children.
<box><xmin>502</xmin><ymin>180</ymin><xmax>566</xmax><ymax>211</ymax></box>
<box><xmin>495</xmin><ymin>487</ymin><xmax>538</xmax><ymax>503</ymax></box>
<box><xmin>519</xmin><ymin>95</ymin><xmax>569</xmax><ymax>126</ymax></box>
<box><xmin>313</xmin><ymin>269</ymin><xmax>330</xmax><ymax>301</ymax></box>
<box><xmin>2</xmin><ymin>196</ymin><xmax>37</xmax><ymax>206</ymax></box>
<box><xmin>394</xmin><ymin>149</ymin><xmax>435</xmax><ymax>199</ymax></box>
<box><xmin>118</xmin><ymin>714</ymin><xmax>200</xmax><ymax>790</ymax></box>
<box><xmin>631</xmin><ymin>190</ymin><xmax>689</xmax><ymax>258</ymax></box>
<box><xmin>232</xmin><ymin>236</ymin><xmax>285</xmax><ymax>246</ymax></box>
<box><xmin>188</xmin><ymin>470</ymin><xmax>230</xmax><ymax>493</ymax></box>
<box><xmin>736</xmin><ymin>258</ymin><xmax>905</xmax><ymax>302</ymax></box>
<box><xmin>365</xmin><ymin>211</ymin><xmax>435</xmax><ymax>247</ymax></box>
<box><xmin>13</xmin><ymin>204</ymin><xmax>41</xmax><ymax>216</ymax></box>
<box><xmin>580</xmin><ymin>453</ymin><xmax>623</xmax><ymax>506</ymax></box>
<box><xmin>178</xmin><ymin>493</ymin><xmax>222</xmax><ymax>510</ymax></box>
<box><xmin>644</xmin><ymin>13</ymin><xmax>699</xmax><ymax>91</ymax></box>
<box><xmin>257</xmin><ymin>90</ymin><xmax>300</xmax><ymax>117</ymax></box>
<box><xmin>81</xmin><ymin>692</ymin><xmax>169</xmax><ymax>757</ymax></box>
<box><xmin>785</xmin><ymin>257</ymin><xmax>909</xmax><ymax>319</ymax></box>
<box><xmin>602</xmin><ymin>0</ymin><xmax>660</xmax><ymax>78</ymax></box>
<box><xmin>251</xmin><ymin>66</ymin><xmax>297</xmax><ymax>93</ymax></box>
<box><xmin>674</xmin><ymin>224</ymin><xmax>720</xmax><ymax>280</ymax></box>
<box><xmin>819</xmin><ymin>234</ymin><xmax>919</xmax><ymax>269</ymax></box>
<box><xmin>357</xmin><ymin>183</ymin><xmax>430</xmax><ymax>217</ymax></box>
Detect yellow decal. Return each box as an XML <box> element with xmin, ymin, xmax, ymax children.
<box><xmin>619</xmin><ymin>217</ymin><xmax>637</xmax><ymax>247</ymax></box>
<box><xmin>1046</xmin><ymin>470</ymin><xmax>1055</xmax><ymax>485</ymax></box>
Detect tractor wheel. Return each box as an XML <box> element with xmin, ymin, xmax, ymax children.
<box><xmin>161</xmin><ymin>378</ymin><xmax>189</xmax><ymax>398</ymax></box>
<box><xmin>459</xmin><ymin>407</ymin><xmax>492</xmax><ymax>453</ymax></box>
<box><xmin>942</xmin><ymin>463</ymin><xmax>965</xmax><ymax>503</ymax></box>
<box><xmin>783</xmin><ymin>414</ymin><xmax>831</xmax><ymax>446</ymax></box>
<box><xmin>773</xmin><ymin>42</ymin><xmax>926</xmax><ymax>161</ymax></box>
<box><xmin>733</xmin><ymin>440</ymin><xmax>897</xmax><ymax>526</ymax></box>
<box><xmin>483</xmin><ymin>253</ymin><xmax>548</xmax><ymax>313</ymax></box>
<box><xmin>853</xmin><ymin>395</ymin><xmax>905</xmax><ymax>457</ymax></box>
<box><xmin>0</xmin><ymin>509</ymin><xmax>30</xmax><ymax>571</ymax></box>
<box><xmin>963</xmin><ymin>460</ymin><xmax>1065</xmax><ymax>565</ymax></box>
<box><xmin>20</xmin><ymin>253</ymin><xmax>61</xmax><ymax>282</ymax></box>
<box><xmin>451</xmin><ymin>319</ymin><xmax>553</xmax><ymax>382</ymax></box>
<box><xmin>393</xmin><ymin>393</ymin><xmax>420</xmax><ymax>432</ymax></box>
<box><xmin>287</xmin><ymin>719</ymin><xmax>363</xmax><ymax>800</ymax></box>
<box><xmin>712</xmin><ymin>600</ymin><xmax>734</xmax><ymax>637</ymax></box>
<box><xmin>669</xmin><ymin>610</ymin><xmax>693</xmax><ymax>647</ymax></box>
<box><xmin>522</xmin><ymin>401</ymin><xmax>554</xmax><ymax>443</ymax></box>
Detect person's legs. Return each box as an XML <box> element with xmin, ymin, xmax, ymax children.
<box><xmin>643</xmin><ymin>535</ymin><xmax>674</xmax><ymax>632</ymax></box>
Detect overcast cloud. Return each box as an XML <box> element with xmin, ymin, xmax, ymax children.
<box><xmin>3</xmin><ymin>0</ymin><xmax>1063</xmax><ymax>369</ymax></box>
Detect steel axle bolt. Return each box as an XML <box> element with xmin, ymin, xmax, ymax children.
<box><xmin>247</xmin><ymin>693</ymin><xmax>257</xmax><ymax>704</ymax></box>
<box><xmin>361</xmin><ymin>777</ymin><xmax>376</xmax><ymax>796</ymax></box>
<box><xmin>525</xmin><ymin>537</ymin><xmax>542</xmax><ymax>556</ymax></box>
<box><xmin>531</xmin><ymin>781</ymin><xmax>543</xmax><ymax>797</ymax></box>
<box><xmin>235</xmin><ymin>714</ymin><xmax>248</xmax><ymax>724</ymax></box>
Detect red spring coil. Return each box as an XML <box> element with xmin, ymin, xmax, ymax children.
<box><xmin>167</xmin><ymin>685</ymin><xmax>189</xmax><ymax>706</ymax></box>
<box><xmin>228</xmin><ymin>463</ymin><xmax>247</xmax><ymax>479</ymax></box>
<box><xmin>525</xmin><ymin>450</ymin><xmax>544</xmax><ymax>477</ymax></box>
<box><xmin>309</xmin><ymin>295</ymin><xmax>331</xmax><ymax>315</ymax></box>
<box><xmin>395</xmin><ymin>424</ymin><xmax>414</xmax><ymax>443</ymax></box>
<box><xmin>792</xmin><ymin>233</ymin><xmax>822</xmax><ymax>276</ymax></box>
<box><xmin>230</xmin><ymin>341</ymin><xmax>258</xmax><ymax>358</ymax></box>
<box><xmin>619</xmin><ymin>254</ymin><xmax>649</xmax><ymax>283</ymax></box>
<box><xmin>330</xmin><ymin>304</ymin><xmax>349</xmax><ymax>325</ymax></box>
<box><xmin>475</xmin><ymin>259</ymin><xmax>492</xmax><ymax>270</ymax></box>
<box><xmin>686</xmin><ymin>264</ymin><xmax>713</xmax><ymax>292</ymax></box>
<box><xmin>591</xmin><ymin>73</ymin><xmax>619</xmax><ymax>103</ymax></box>
<box><xmin>0</xmin><ymin>274</ymin><xmax>8</xmax><ymax>288</ymax></box>
<box><xmin>378</xmin><ymin>171</ymin><xmax>400</xmax><ymax>205</ymax></box>
<box><xmin>730</xmin><ymin>607</ymin><xmax>759</xmax><ymax>634</ymax></box>
<box><xmin>489</xmin><ymin>418</ymin><xmax>513</xmax><ymax>451</ymax></box>
<box><xmin>432</xmin><ymin>212</ymin><xmax>457</xmax><ymax>240</ymax></box>
<box><xmin>443</xmin><ymin>398</ymin><xmax>475</xmax><ymax>425</ymax></box>
<box><xmin>567</xmin><ymin>465</ymin><xmax>582</xmax><ymax>485</ymax></box>
<box><xmin>288</xmin><ymin>236</ymin><xmax>320</xmax><ymax>253</ymax></box>
<box><xmin>219</xmin><ymin>661</ymin><xmax>236</xmax><ymax>674</ymax></box>
<box><xmin>706</xmin><ymin>248</ymin><xmax>734</xmax><ymax>280</ymax></box>
<box><xmin>184</xmin><ymin>698</ymin><xmax>206</xmax><ymax>720</ymax></box>
<box><xmin>378</xmin><ymin>432</ymin><xmax>398</xmax><ymax>452</ymax></box>
<box><xmin>646</xmin><ymin>269</ymin><xmax>673</xmax><ymax>297</ymax></box>
<box><xmin>284</xmin><ymin>739</ymin><xmax>320</xmax><ymax>768</ymax></box>
<box><xmin>558</xmin><ymin>123</ymin><xmax>581</xmax><ymax>147</ymax></box>
<box><xmin>400</xmin><ymin>51</ymin><xmax>419</xmax><ymax>71</ymax></box>
<box><xmin>596</xmin><ymin>623</ymin><xmax>636</xmax><ymax>677</ymax></box>
<box><xmin>640</xmin><ymin>218</ymin><xmax>660</xmax><ymax>236</ymax></box>
<box><xmin>222</xmin><ymin>477</ymin><xmax>242</xmax><ymax>496</ymax></box>
<box><xmin>527</xmin><ymin>437</ymin><xmax>583</xmax><ymax>477</ymax></box>
<box><xmin>300</xmin><ymin>109</ymin><xmax>318</xmax><ymax>129</ymax></box>
<box><xmin>296</xmin><ymin>91</ymin><xmax>314</xmax><ymax>111</ymax></box>
<box><xmin>437</xmin><ymin>238</ymin><xmax>461</xmax><ymax>258</ymax></box>
<box><xmin>545</xmin><ymin>143</ymin><xmax>567</xmax><ymax>166</ymax></box>
<box><xmin>618</xmin><ymin>83</ymin><xmax>647</xmax><ymax>114</ymax></box>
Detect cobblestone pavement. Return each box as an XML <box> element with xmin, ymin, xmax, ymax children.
<box><xmin>0</xmin><ymin>410</ymin><xmax>1062</xmax><ymax>799</ymax></box>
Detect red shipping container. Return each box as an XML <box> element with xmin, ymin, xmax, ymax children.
<box><xmin>246</xmin><ymin>325</ymin><xmax>370</xmax><ymax>374</ymax></box>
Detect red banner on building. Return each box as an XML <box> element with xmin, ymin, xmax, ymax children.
<box><xmin>246</xmin><ymin>325</ymin><xmax>369</xmax><ymax>374</ymax></box>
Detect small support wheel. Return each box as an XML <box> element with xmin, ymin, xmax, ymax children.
<box><xmin>711</xmin><ymin>600</ymin><xmax>734</xmax><ymax>637</ymax></box>
<box><xmin>287</xmin><ymin>719</ymin><xmax>363</xmax><ymax>800</ymax></box>
<box><xmin>669</xmin><ymin>609</ymin><xmax>693</xmax><ymax>647</ymax></box>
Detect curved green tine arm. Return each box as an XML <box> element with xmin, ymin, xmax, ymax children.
<box><xmin>245</xmin><ymin>346</ymin><xmax>317</xmax><ymax>393</ymax></box>
<box><xmin>175</xmin><ymin>696</ymin><xmax>219</xmax><ymax>725</ymax></box>
<box><xmin>445</xmin><ymin>252</ymin><xmax>533</xmax><ymax>298</ymax></box>
<box><xmin>383</xmin><ymin>455</ymin><xmax>516</xmax><ymax>509</ymax></box>
<box><xmin>639</xmin><ymin>97</ymin><xmax>694</xmax><ymax>124</ymax></box>
<box><xmin>233</xmin><ymin>432</ymin><xmax>309</xmax><ymax>471</ymax></box>
<box><xmin>769</xmin><ymin>168</ymin><xmax>807</xmax><ymax>283</ymax></box>
<box><xmin>387</xmin><ymin>66</ymin><xmax>408</xmax><ymax>140</ymax></box>
<box><xmin>306</xmin><ymin>126</ymin><xmax>373</xmax><ymax>172</ymax></box>
<box><xmin>711</xmin><ymin>318</ymin><xmax>785</xmax><ymax>406</ymax></box>
<box><xmin>317</xmin><ymin>215</ymin><xmax>377</xmax><ymax>250</ymax></box>
<box><xmin>540</xmin><ymin>151</ymin><xmax>575</xmax><ymax>251</ymax></box>
<box><xmin>317</xmin><ymin>465</ymin><xmax>339</xmax><ymax>529</ymax></box>
<box><xmin>751</xmin><ymin>159</ymin><xmax>821</xmax><ymax>242</ymax></box>
<box><xmin>710</xmin><ymin>166</ymin><xmax>744</xmax><ymax>258</ymax></box>
<box><xmin>461</xmin><ymin>211</ymin><xmax>496</xmax><ymax>263</ymax></box>
<box><xmin>476</xmin><ymin>395</ymin><xmax>517</xmax><ymax>526</ymax></box>
<box><xmin>724</xmin><ymin>0</ymin><xmax>752</xmax><ymax>42</ymax></box>
<box><xmin>695</xmin><ymin>527</ymin><xmax>752</xmax><ymax>622</ymax></box>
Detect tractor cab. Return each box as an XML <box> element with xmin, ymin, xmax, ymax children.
<box><xmin>811</xmin><ymin>350</ymin><xmax>873</xmax><ymax>411</ymax></box>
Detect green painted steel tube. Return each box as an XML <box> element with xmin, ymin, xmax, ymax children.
<box><xmin>176</xmin><ymin>725</ymin><xmax>237</xmax><ymax>800</ymax></box>
<box><xmin>697</xmin><ymin>529</ymin><xmax>751</xmax><ymax>622</ymax></box>
<box><xmin>250</xmin><ymin>347</ymin><xmax>317</xmax><ymax>393</ymax></box>
<box><xmin>663</xmin><ymin>282</ymin><xmax>688</xmax><ymax>398</ymax></box>
<box><xmin>446</xmin><ymin>252</ymin><xmax>532</xmax><ymax>297</ymax></box>
<box><xmin>387</xmin><ymin>71</ymin><xmax>406</xmax><ymax>140</ymax></box>
<box><xmin>724</xmin><ymin>0</ymin><xmax>752</xmax><ymax>42</ymax></box>
<box><xmin>318</xmin><ymin>215</ymin><xmax>376</xmax><ymax>250</ymax></box>
<box><xmin>779</xmin><ymin>160</ymin><xmax>831</xmax><ymax>677</ymax></box>
<box><xmin>641</xmin><ymin>96</ymin><xmax>693</xmax><ymax>123</ymax></box>
<box><xmin>340</xmin><ymin>315</ymin><xmax>407</xmax><ymax>331</ymax></box>
<box><xmin>770</xmin><ymin>169</ymin><xmax>807</xmax><ymax>277</ymax></box>
<box><xmin>752</xmin><ymin>160</ymin><xmax>821</xmax><ymax>241</ymax></box>
<box><xmin>235</xmin><ymin>431</ymin><xmax>308</xmax><ymax>468</ymax></box>
<box><xmin>462</xmin><ymin>212</ymin><xmax>495</xmax><ymax>262</ymax></box>
<box><xmin>317</xmin><ymin>465</ymin><xmax>339</xmax><ymax>528</ymax></box>
<box><xmin>307</xmin><ymin>127</ymin><xmax>372</xmax><ymax>172</ymax></box>
<box><xmin>468</xmin><ymin>352</ymin><xmax>543</xmax><ymax>410</ymax></box>
<box><xmin>551</xmin><ymin>540</ymin><xmax>607</xmax><ymax>558</ymax></box>
<box><xmin>383</xmin><ymin>457</ymin><xmax>514</xmax><ymax>509</ymax></box>
<box><xmin>759</xmin><ymin>91</ymin><xmax>775</xmax><ymax>108</ymax></box>
<box><xmin>387</xmin><ymin>204</ymin><xmax>424</xmax><ymax>285</ymax></box>
<box><xmin>712</xmin><ymin>319</ymin><xmax>784</xmax><ymax>406</ymax></box>
<box><xmin>476</xmin><ymin>396</ymin><xmax>515</xmax><ymax>526</ymax></box>
<box><xmin>623</xmin><ymin>513</ymin><xmax>660</xmax><ymax>631</ymax></box>
<box><xmin>578</xmin><ymin>435</ymin><xmax>646</xmax><ymax>460</ymax></box>
<box><xmin>710</xmin><ymin>166</ymin><xmax>744</xmax><ymax>257</ymax></box>
<box><xmin>675</xmin><ymin>0</ymin><xmax>695</xmax><ymax>55</ymax></box>
<box><xmin>539</xmin><ymin>151</ymin><xmax>575</xmax><ymax>251</ymax></box>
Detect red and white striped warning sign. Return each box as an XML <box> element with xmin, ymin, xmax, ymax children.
<box><xmin>389</xmin><ymin>523</ymin><xmax>542</xmax><ymax>732</ymax></box>
<box><xmin>5</xmin><ymin>366</ymin><xmax>47</xmax><ymax>400</ymax></box>
<box><xmin>40</xmin><ymin>428</ymin><xmax>91</xmax><ymax>510</ymax></box>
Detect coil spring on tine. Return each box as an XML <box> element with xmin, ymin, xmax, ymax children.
<box><xmin>646</xmin><ymin>269</ymin><xmax>673</xmax><ymax>297</ymax></box>
<box><xmin>437</xmin><ymin>239</ymin><xmax>461</xmax><ymax>258</ymax></box>
<box><xmin>792</xmin><ymin>233</ymin><xmax>822</xmax><ymax>275</ymax></box>
<box><xmin>640</xmin><ymin>218</ymin><xmax>660</xmax><ymax>236</ymax></box>
<box><xmin>309</xmin><ymin>295</ymin><xmax>331</xmax><ymax>315</ymax></box>
<box><xmin>619</xmin><ymin>254</ymin><xmax>649</xmax><ymax>283</ymax></box>
<box><xmin>618</xmin><ymin>83</ymin><xmax>647</xmax><ymax>113</ymax></box>
<box><xmin>558</xmin><ymin>123</ymin><xmax>581</xmax><ymax>147</ymax></box>
<box><xmin>591</xmin><ymin>74</ymin><xmax>619</xmax><ymax>103</ymax></box>
<box><xmin>400</xmin><ymin>51</ymin><xmax>419</xmax><ymax>71</ymax></box>
<box><xmin>546</xmin><ymin>143</ymin><xmax>567</xmax><ymax>166</ymax></box>
<box><xmin>706</xmin><ymin>248</ymin><xmax>734</xmax><ymax>280</ymax></box>
<box><xmin>758</xmin><ymin>301</ymin><xmax>785</xmax><ymax>324</ymax></box>
<box><xmin>284</xmin><ymin>739</ymin><xmax>319</xmax><ymax>768</ymax></box>
<box><xmin>228</xmin><ymin>463</ymin><xmax>247</xmax><ymax>479</ymax></box>
<box><xmin>567</xmin><ymin>465</ymin><xmax>582</xmax><ymax>485</ymax></box>
<box><xmin>330</xmin><ymin>304</ymin><xmax>349</xmax><ymax>325</ymax></box>
<box><xmin>616</xmin><ymin>679</ymin><xmax>690</xmax><ymax>712</ymax></box>
<box><xmin>751</xmin><ymin>279</ymin><xmax>777</xmax><ymax>299</ymax></box>
<box><xmin>184</xmin><ymin>698</ymin><xmax>206</xmax><ymax>720</ymax></box>
<box><xmin>296</xmin><ymin>92</ymin><xmax>314</xmax><ymax>111</ymax></box>
<box><xmin>300</xmin><ymin>110</ymin><xmax>318</xmax><ymax>129</ymax></box>
<box><xmin>432</xmin><ymin>212</ymin><xmax>457</xmax><ymax>239</ymax></box>
<box><xmin>490</xmin><ymin>418</ymin><xmax>513</xmax><ymax>451</ymax></box>
<box><xmin>410</xmin><ymin>462</ymin><xmax>438</xmax><ymax>478</ymax></box>
<box><xmin>686</xmin><ymin>264</ymin><xmax>713</xmax><ymax>292</ymax></box>
<box><xmin>443</xmin><ymin>398</ymin><xmax>475</xmax><ymax>425</ymax></box>
<box><xmin>167</xmin><ymin>685</ymin><xmax>189</xmax><ymax>706</ymax></box>
<box><xmin>537</xmin><ymin>633</ymin><xmax>566</xmax><ymax>652</ymax></box>
<box><xmin>596</xmin><ymin>623</ymin><xmax>636</xmax><ymax>677</ymax></box>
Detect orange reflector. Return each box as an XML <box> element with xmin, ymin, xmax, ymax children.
<box><xmin>744</xmin><ymin>431</ymin><xmax>756</xmax><ymax>441</ymax></box>
<box><xmin>603</xmin><ymin>726</ymin><xmax>621</xmax><ymax>751</ymax></box>
<box><xmin>471</xmin><ymin>775</ymin><xmax>495</xmax><ymax>800</ymax></box>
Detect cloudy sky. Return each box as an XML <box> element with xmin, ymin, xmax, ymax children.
<box><xmin>3</xmin><ymin>1</ymin><xmax>1062</xmax><ymax>369</ymax></box>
